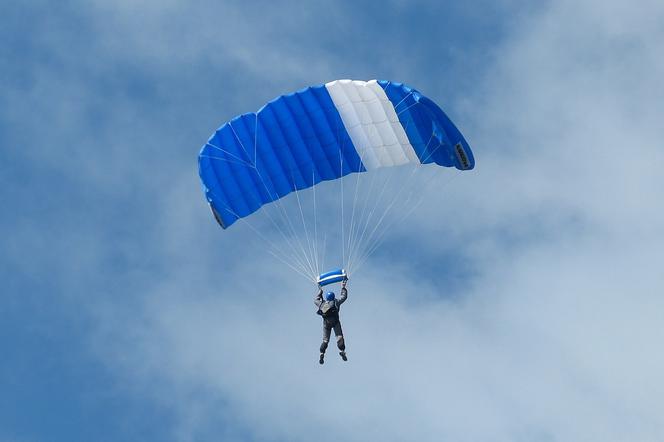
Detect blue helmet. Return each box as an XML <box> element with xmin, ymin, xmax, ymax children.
<box><xmin>325</xmin><ymin>291</ymin><xmax>335</xmax><ymax>301</ymax></box>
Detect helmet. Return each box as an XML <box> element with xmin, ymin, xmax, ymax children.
<box><xmin>325</xmin><ymin>291</ymin><xmax>335</xmax><ymax>301</ymax></box>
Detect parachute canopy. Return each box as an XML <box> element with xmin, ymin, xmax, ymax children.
<box><xmin>198</xmin><ymin>79</ymin><xmax>474</xmax><ymax>229</ymax></box>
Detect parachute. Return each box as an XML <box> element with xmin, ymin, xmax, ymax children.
<box><xmin>198</xmin><ymin>79</ymin><xmax>474</xmax><ymax>281</ymax></box>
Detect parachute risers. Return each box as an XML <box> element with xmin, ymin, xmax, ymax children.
<box><xmin>317</xmin><ymin>268</ymin><xmax>347</xmax><ymax>287</ymax></box>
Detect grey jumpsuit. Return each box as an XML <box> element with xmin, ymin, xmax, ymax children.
<box><xmin>315</xmin><ymin>287</ymin><xmax>348</xmax><ymax>354</ymax></box>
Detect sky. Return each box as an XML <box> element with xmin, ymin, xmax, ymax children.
<box><xmin>2</xmin><ymin>0</ymin><xmax>664</xmax><ymax>441</ymax></box>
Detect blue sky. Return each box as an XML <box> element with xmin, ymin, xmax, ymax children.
<box><xmin>2</xmin><ymin>1</ymin><xmax>664</xmax><ymax>441</ymax></box>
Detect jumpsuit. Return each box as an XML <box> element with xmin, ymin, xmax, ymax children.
<box><xmin>315</xmin><ymin>287</ymin><xmax>348</xmax><ymax>355</ymax></box>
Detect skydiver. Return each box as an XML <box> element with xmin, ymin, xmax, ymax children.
<box><xmin>315</xmin><ymin>278</ymin><xmax>348</xmax><ymax>365</ymax></box>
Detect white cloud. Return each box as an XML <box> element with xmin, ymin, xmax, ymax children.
<box><xmin>106</xmin><ymin>1</ymin><xmax>664</xmax><ymax>440</ymax></box>
<box><xmin>4</xmin><ymin>0</ymin><xmax>663</xmax><ymax>440</ymax></box>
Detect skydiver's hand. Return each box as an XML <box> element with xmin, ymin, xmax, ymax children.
<box><xmin>342</xmin><ymin>279</ymin><xmax>347</xmax><ymax>288</ymax></box>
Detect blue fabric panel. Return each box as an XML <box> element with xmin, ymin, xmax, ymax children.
<box><xmin>308</xmin><ymin>86</ymin><xmax>364</xmax><ymax>176</ymax></box>
<box><xmin>198</xmin><ymin>84</ymin><xmax>365</xmax><ymax>228</ymax></box>
<box><xmin>318</xmin><ymin>274</ymin><xmax>346</xmax><ymax>286</ymax></box>
<box><xmin>317</xmin><ymin>268</ymin><xmax>347</xmax><ymax>286</ymax></box>
<box><xmin>377</xmin><ymin>80</ymin><xmax>475</xmax><ymax>171</ymax></box>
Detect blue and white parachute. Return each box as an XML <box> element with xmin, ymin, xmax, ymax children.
<box><xmin>198</xmin><ymin>79</ymin><xmax>474</xmax><ymax>229</ymax></box>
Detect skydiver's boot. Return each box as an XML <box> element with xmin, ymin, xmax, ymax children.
<box><xmin>336</xmin><ymin>336</ymin><xmax>347</xmax><ymax>361</ymax></box>
<box><xmin>319</xmin><ymin>353</ymin><xmax>325</xmax><ymax>365</ymax></box>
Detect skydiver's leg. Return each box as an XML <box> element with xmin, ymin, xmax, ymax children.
<box><xmin>319</xmin><ymin>323</ymin><xmax>332</xmax><ymax>364</ymax></box>
<box><xmin>321</xmin><ymin>323</ymin><xmax>332</xmax><ymax>351</ymax></box>
<box><xmin>334</xmin><ymin>322</ymin><xmax>347</xmax><ymax>361</ymax></box>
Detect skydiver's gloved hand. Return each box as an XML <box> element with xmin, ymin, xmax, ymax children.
<box><xmin>342</xmin><ymin>277</ymin><xmax>348</xmax><ymax>288</ymax></box>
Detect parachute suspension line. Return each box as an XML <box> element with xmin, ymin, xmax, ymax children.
<box><xmin>396</xmin><ymin>101</ymin><xmax>421</xmax><ymax>117</ymax></box>
<box><xmin>348</xmin><ymin>125</ymin><xmax>438</xmax><ymax>273</ymax></box>
<box><xmin>339</xmin><ymin>125</ymin><xmax>346</xmax><ymax>270</ymax></box>
<box><xmin>267</xmin><ymin>250</ymin><xmax>315</xmax><ymax>282</ymax></box>
<box><xmin>419</xmin><ymin>135</ymin><xmax>447</xmax><ymax>165</ymax></box>
<box><xmin>264</xmin><ymin>169</ymin><xmax>317</xmax><ymax>279</ymax></box>
<box><xmin>344</xmin><ymin>158</ymin><xmax>381</xmax><ymax>277</ymax></box>
<box><xmin>248</xmin><ymin>202</ymin><xmax>313</xmax><ymax>279</ymax></box>
<box><xmin>253</xmin><ymin>178</ymin><xmax>316</xmax><ymax>278</ymax></box>
<box><xmin>344</xmin><ymin>146</ymin><xmax>366</xmax><ymax>277</ymax></box>
<box><xmin>230</xmin><ymin>118</ymin><xmax>317</xmax><ymax>279</ymax></box>
<box><xmin>347</xmin><ymin>169</ymin><xmax>408</xmax><ymax>273</ymax></box>
<box><xmin>348</xmin><ymin>161</ymin><xmax>370</xmax><ymax>272</ymax></box>
<box><xmin>311</xmin><ymin>168</ymin><xmax>320</xmax><ymax>276</ymax></box>
<box><xmin>210</xmin><ymin>197</ymin><xmax>313</xmax><ymax>281</ymax></box>
<box><xmin>345</xmin><ymin>171</ymin><xmax>388</xmax><ymax>274</ymax></box>
<box><xmin>203</xmin><ymin>143</ymin><xmax>255</xmax><ymax>167</ymax></box>
<box><xmin>228</xmin><ymin>122</ymin><xmax>256</xmax><ymax>167</ymax></box>
<box><xmin>199</xmin><ymin>81</ymin><xmax>476</xmax><ymax>282</ymax></box>
<box><xmin>348</xmin><ymin>175</ymin><xmax>393</xmax><ymax>270</ymax></box>
<box><xmin>250</xmin><ymin>116</ymin><xmax>319</xmax><ymax>279</ymax></box>
<box><xmin>350</xmin><ymin>165</ymin><xmax>429</xmax><ymax>273</ymax></box>
<box><xmin>320</xmin><ymin>232</ymin><xmax>327</xmax><ymax>277</ymax></box>
<box><xmin>354</xmin><ymin>134</ymin><xmax>448</xmax><ymax>275</ymax></box>
<box><xmin>345</xmin><ymin>164</ymin><xmax>401</xmax><ymax>274</ymax></box>
<box><xmin>204</xmin><ymin>152</ymin><xmax>312</xmax><ymax>277</ymax></box>
<box><xmin>291</xmin><ymin>170</ymin><xmax>318</xmax><ymax>279</ymax></box>
<box><xmin>199</xmin><ymin>154</ymin><xmax>255</xmax><ymax>169</ymax></box>
<box><xmin>354</xmin><ymin>170</ymin><xmax>460</xmax><ymax>274</ymax></box>
<box><xmin>349</xmin><ymin>135</ymin><xmax>435</xmax><ymax>272</ymax></box>
<box><xmin>352</xmin><ymin>123</ymin><xmax>457</xmax><ymax>273</ymax></box>
<box><xmin>344</xmin><ymin>116</ymin><xmax>414</xmax><ymax>272</ymax></box>
<box><xmin>253</xmin><ymin>114</ymin><xmax>258</xmax><ymax>164</ymax></box>
<box><xmin>249</xmin><ymin>163</ymin><xmax>315</xmax><ymax>278</ymax></box>
<box><xmin>245</xmin><ymin>220</ymin><xmax>314</xmax><ymax>282</ymax></box>
<box><xmin>392</xmin><ymin>91</ymin><xmax>414</xmax><ymax>113</ymax></box>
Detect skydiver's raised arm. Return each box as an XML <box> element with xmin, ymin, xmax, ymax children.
<box><xmin>339</xmin><ymin>283</ymin><xmax>348</xmax><ymax>305</ymax></box>
<box><xmin>314</xmin><ymin>287</ymin><xmax>323</xmax><ymax>308</ymax></box>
